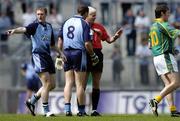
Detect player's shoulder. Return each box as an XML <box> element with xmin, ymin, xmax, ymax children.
<box><xmin>46</xmin><ymin>22</ymin><xmax>52</xmax><ymax>26</ymax></box>
<box><xmin>93</xmin><ymin>22</ymin><xmax>102</xmax><ymax>25</ymax></box>
<box><xmin>72</xmin><ymin>15</ymin><xmax>87</xmax><ymax>23</ymax></box>
<box><xmin>26</xmin><ymin>21</ymin><xmax>39</xmax><ymax>28</ymax></box>
<box><xmin>67</xmin><ymin>15</ymin><xmax>81</xmax><ymax>21</ymax></box>
<box><xmin>64</xmin><ymin>16</ymin><xmax>78</xmax><ymax>25</ymax></box>
<box><xmin>92</xmin><ymin>22</ymin><xmax>106</xmax><ymax>30</ymax></box>
<box><xmin>93</xmin><ymin>22</ymin><xmax>105</xmax><ymax>27</ymax></box>
<box><xmin>82</xmin><ymin>19</ymin><xmax>90</xmax><ymax>26</ymax></box>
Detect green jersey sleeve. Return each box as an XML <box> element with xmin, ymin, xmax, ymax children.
<box><xmin>157</xmin><ymin>22</ymin><xmax>180</xmax><ymax>40</ymax></box>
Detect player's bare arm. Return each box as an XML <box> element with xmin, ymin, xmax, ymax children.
<box><xmin>85</xmin><ymin>41</ymin><xmax>99</xmax><ymax>66</ymax></box>
<box><xmin>57</xmin><ymin>37</ymin><xmax>63</xmax><ymax>52</ymax></box>
<box><xmin>57</xmin><ymin>37</ymin><xmax>66</xmax><ymax>60</ymax></box>
<box><xmin>85</xmin><ymin>41</ymin><xmax>95</xmax><ymax>55</ymax></box>
<box><xmin>7</xmin><ymin>27</ymin><xmax>27</xmax><ymax>35</ymax></box>
<box><xmin>106</xmin><ymin>27</ymin><xmax>123</xmax><ymax>43</ymax></box>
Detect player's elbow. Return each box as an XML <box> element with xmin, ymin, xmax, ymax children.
<box><xmin>49</xmin><ymin>82</ymin><xmax>56</xmax><ymax>91</ymax></box>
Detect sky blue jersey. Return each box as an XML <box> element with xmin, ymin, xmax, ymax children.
<box><xmin>25</xmin><ymin>22</ymin><xmax>55</xmax><ymax>55</ymax></box>
<box><xmin>59</xmin><ymin>15</ymin><xmax>91</xmax><ymax>50</ymax></box>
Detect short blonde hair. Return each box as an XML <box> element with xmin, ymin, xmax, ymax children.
<box><xmin>88</xmin><ymin>6</ymin><xmax>96</xmax><ymax>14</ymax></box>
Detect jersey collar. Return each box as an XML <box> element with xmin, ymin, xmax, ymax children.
<box><xmin>154</xmin><ymin>18</ymin><xmax>164</xmax><ymax>23</ymax></box>
<box><xmin>73</xmin><ymin>15</ymin><xmax>83</xmax><ymax>19</ymax></box>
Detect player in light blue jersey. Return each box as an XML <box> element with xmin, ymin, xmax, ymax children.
<box><xmin>7</xmin><ymin>7</ymin><xmax>60</xmax><ymax>117</ymax></box>
<box><xmin>20</xmin><ymin>62</ymin><xmax>41</xmax><ymax>114</ymax></box>
<box><xmin>57</xmin><ymin>5</ymin><xmax>99</xmax><ymax>116</ymax></box>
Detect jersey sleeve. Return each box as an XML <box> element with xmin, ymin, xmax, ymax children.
<box><xmin>24</xmin><ymin>23</ymin><xmax>38</xmax><ymax>38</ymax></box>
<box><xmin>165</xmin><ymin>24</ymin><xmax>180</xmax><ymax>39</ymax></box>
<box><xmin>82</xmin><ymin>20</ymin><xmax>91</xmax><ymax>42</ymax></box>
<box><xmin>98</xmin><ymin>24</ymin><xmax>110</xmax><ymax>41</ymax></box>
<box><xmin>58</xmin><ymin>20</ymin><xmax>67</xmax><ymax>39</ymax></box>
<box><xmin>158</xmin><ymin>22</ymin><xmax>180</xmax><ymax>39</ymax></box>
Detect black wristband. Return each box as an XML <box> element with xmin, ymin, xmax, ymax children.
<box><xmin>90</xmin><ymin>53</ymin><xmax>96</xmax><ymax>58</ymax></box>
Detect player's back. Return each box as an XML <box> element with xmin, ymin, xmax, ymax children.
<box><xmin>62</xmin><ymin>15</ymin><xmax>89</xmax><ymax>50</ymax></box>
<box><xmin>149</xmin><ymin>20</ymin><xmax>174</xmax><ymax>56</ymax></box>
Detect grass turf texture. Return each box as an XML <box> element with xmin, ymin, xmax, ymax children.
<box><xmin>0</xmin><ymin>114</ymin><xmax>179</xmax><ymax>121</ymax></box>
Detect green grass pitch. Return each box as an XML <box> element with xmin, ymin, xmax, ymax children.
<box><xmin>0</xmin><ymin>114</ymin><xmax>179</xmax><ymax>121</ymax></box>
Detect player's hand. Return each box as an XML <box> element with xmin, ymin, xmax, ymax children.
<box><xmin>59</xmin><ymin>52</ymin><xmax>67</xmax><ymax>62</ymax></box>
<box><xmin>90</xmin><ymin>53</ymin><xmax>99</xmax><ymax>66</ymax></box>
<box><xmin>55</xmin><ymin>57</ymin><xmax>64</xmax><ymax>70</ymax></box>
<box><xmin>55</xmin><ymin>52</ymin><xmax>67</xmax><ymax>70</ymax></box>
<box><xmin>93</xmin><ymin>28</ymin><xmax>102</xmax><ymax>36</ymax></box>
<box><xmin>6</xmin><ymin>29</ymin><xmax>15</xmax><ymax>35</ymax></box>
<box><xmin>114</xmin><ymin>27</ymin><xmax>123</xmax><ymax>39</ymax></box>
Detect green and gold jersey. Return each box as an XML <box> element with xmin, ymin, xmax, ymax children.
<box><xmin>149</xmin><ymin>18</ymin><xmax>180</xmax><ymax>56</ymax></box>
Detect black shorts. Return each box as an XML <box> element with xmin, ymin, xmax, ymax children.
<box><xmin>87</xmin><ymin>49</ymin><xmax>103</xmax><ymax>72</ymax></box>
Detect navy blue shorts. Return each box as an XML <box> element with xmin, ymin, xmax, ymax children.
<box><xmin>87</xmin><ymin>49</ymin><xmax>103</xmax><ymax>72</ymax></box>
<box><xmin>63</xmin><ymin>49</ymin><xmax>87</xmax><ymax>72</ymax></box>
<box><xmin>32</xmin><ymin>53</ymin><xmax>55</xmax><ymax>74</ymax></box>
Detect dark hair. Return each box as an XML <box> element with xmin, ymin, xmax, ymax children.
<box><xmin>36</xmin><ymin>7</ymin><xmax>48</xmax><ymax>15</ymax></box>
<box><xmin>77</xmin><ymin>5</ymin><xmax>89</xmax><ymax>16</ymax></box>
<box><xmin>155</xmin><ymin>4</ymin><xmax>169</xmax><ymax>18</ymax></box>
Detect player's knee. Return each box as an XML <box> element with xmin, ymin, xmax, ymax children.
<box><xmin>50</xmin><ymin>83</ymin><xmax>56</xmax><ymax>90</ymax></box>
<box><xmin>46</xmin><ymin>81</ymin><xmax>55</xmax><ymax>90</ymax></box>
<box><xmin>66</xmin><ymin>80</ymin><xmax>74</xmax><ymax>88</ymax></box>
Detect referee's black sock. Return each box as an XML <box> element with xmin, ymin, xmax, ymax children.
<box><xmin>92</xmin><ymin>88</ymin><xmax>100</xmax><ymax>110</ymax></box>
